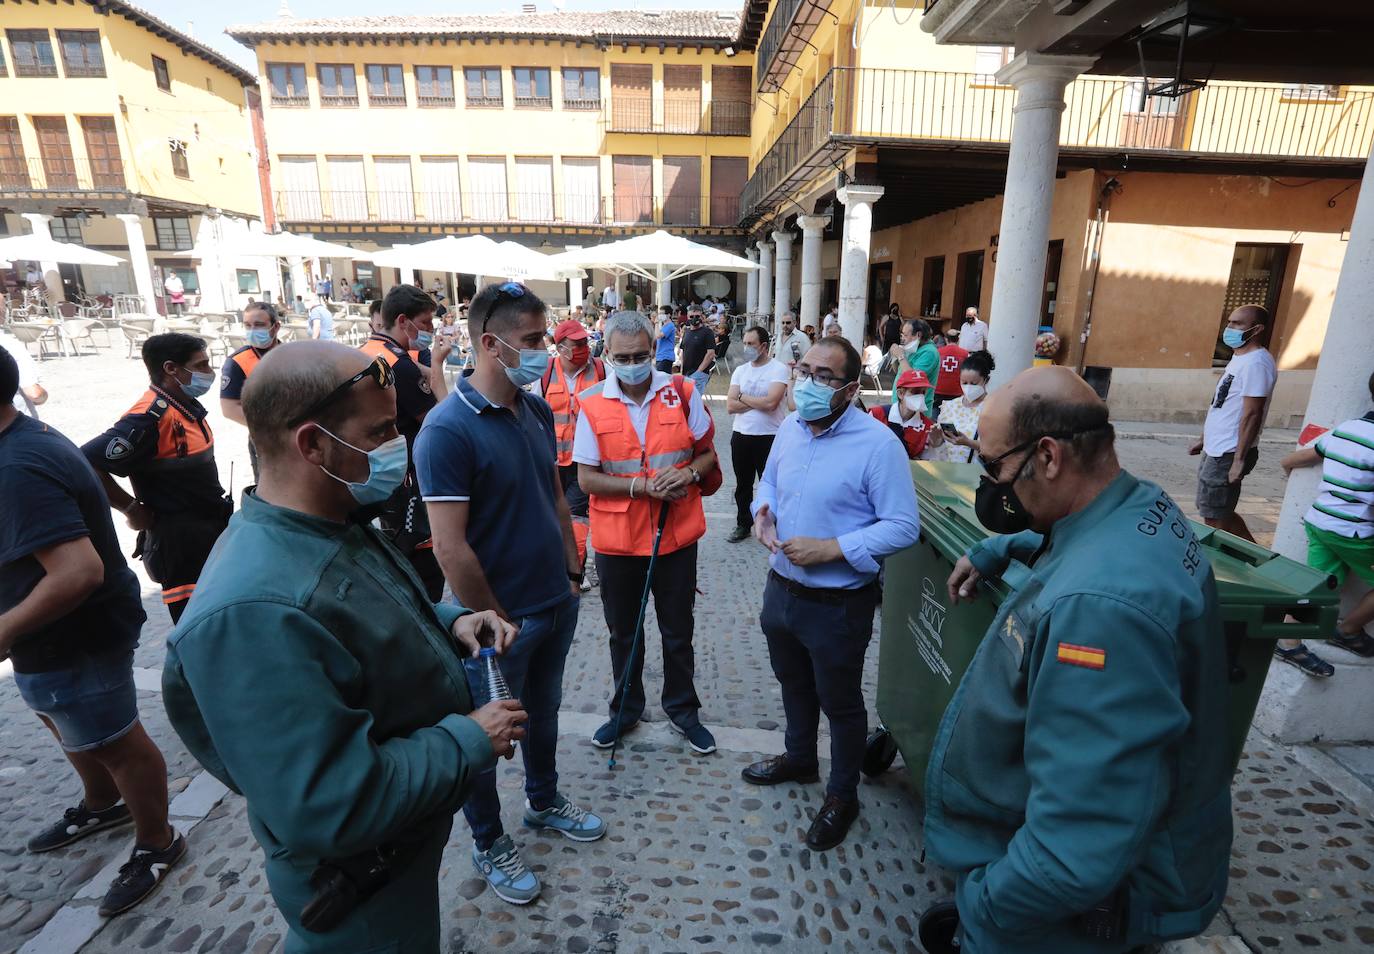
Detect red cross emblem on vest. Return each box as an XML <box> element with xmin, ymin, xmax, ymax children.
<box><xmin>659</xmin><ymin>388</ymin><xmax>681</xmax><ymax>408</ymax></box>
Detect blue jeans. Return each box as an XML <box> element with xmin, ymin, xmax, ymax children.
<box><xmin>688</xmin><ymin>370</ymin><xmax>711</xmax><ymax>397</ymax></box>
<box><xmin>462</xmin><ymin>592</ymin><xmax>579</xmax><ymax>850</ymax></box>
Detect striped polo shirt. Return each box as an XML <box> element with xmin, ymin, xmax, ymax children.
<box><xmin>1306</xmin><ymin>412</ymin><xmax>1374</xmax><ymax>538</ymax></box>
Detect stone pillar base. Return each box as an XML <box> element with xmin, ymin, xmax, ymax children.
<box><xmin>1254</xmin><ymin>653</ymin><xmax>1374</xmax><ymax>745</ymax></box>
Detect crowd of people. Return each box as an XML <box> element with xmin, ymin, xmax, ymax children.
<box><xmin>1</xmin><ymin>281</ymin><xmax>1371</xmax><ymax>954</ymax></box>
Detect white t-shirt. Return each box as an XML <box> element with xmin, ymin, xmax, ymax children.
<box><xmin>601</xmin><ymin>287</ymin><xmax>619</xmax><ymax>309</ymax></box>
<box><xmin>822</xmin><ymin>311</ymin><xmax>839</xmax><ymax>331</ymax></box>
<box><xmin>0</xmin><ymin>331</ymin><xmax>40</xmax><ymax>417</ymax></box>
<box><xmin>729</xmin><ymin>358</ymin><xmax>791</xmax><ymax>436</ymax></box>
<box><xmin>1202</xmin><ymin>348</ymin><xmax>1277</xmax><ymax>457</ymax></box>
<box><xmin>960</xmin><ymin>317</ymin><xmax>989</xmax><ymax>352</ymax></box>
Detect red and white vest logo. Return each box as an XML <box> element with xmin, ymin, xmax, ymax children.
<box><xmin>659</xmin><ymin>388</ymin><xmax>681</xmax><ymax>408</ymax></box>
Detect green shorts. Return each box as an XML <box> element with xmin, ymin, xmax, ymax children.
<box><xmin>1305</xmin><ymin>522</ymin><xmax>1374</xmax><ymax>586</ymax></box>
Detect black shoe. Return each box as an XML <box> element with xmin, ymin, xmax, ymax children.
<box><xmin>726</xmin><ymin>525</ymin><xmax>750</xmax><ymax>543</ymax></box>
<box><xmin>1329</xmin><ymin>629</ymin><xmax>1374</xmax><ymax>658</ymax></box>
<box><xmin>591</xmin><ymin>718</ymin><xmax>639</xmax><ymax>749</ymax></box>
<box><xmin>99</xmin><ymin>829</ymin><xmax>186</xmax><ymax>917</ymax></box>
<box><xmin>805</xmin><ymin>795</ymin><xmax>859</xmax><ymax>851</ymax></box>
<box><xmin>27</xmin><ymin>800</ymin><xmax>133</xmax><ymax>853</ymax></box>
<box><xmin>742</xmin><ymin>755</ymin><xmax>820</xmax><ymax>786</ymax></box>
<box><xmin>1274</xmin><ymin>644</ymin><xmax>1335</xmax><ymax>678</ymax></box>
<box><xmin>671</xmin><ymin>722</ymin><xmax>718</xmax><ymax>755</ymax></box>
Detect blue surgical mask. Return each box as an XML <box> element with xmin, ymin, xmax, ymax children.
<box><xmin>794</xmin><ymin>376</ymin><xmax>843</xmax><ymax>422</ymax></box>
<box><xmin>317</xmin><ymin>427</ymin><xmax>409</xmax><ymax>506</ymax></box>
<box><xmin>495</xmin><ymin>336</ymin><xmax>550</xmax><ymax>386</ymax></box>
<box><xmin>611</xmin><ymin>359</ymin><xmax>652</xmax><ymax>386</ymax></box>
<box><xmin>416</xmin><ymin>331</ymin><xmax>435</xmax><ymax>349</ymax></box>
<box><xmin>246</xmin><ymin>328</ymin><xmax>274</xmax><ymax>350</ymax></box>
<box><xmin>181</xmin><ymin>368</ymin><xmax>215</xmax><ymax>398</ymax></box>
<box><xmin>1221</xmin><ymin>327</ymin><xmax>1250</xmax><ymax>349</ymax></box>
<box><xmin>742</xmin><ymin>346</ymin><xmax>761</xmax><ymax>363</ymax></box>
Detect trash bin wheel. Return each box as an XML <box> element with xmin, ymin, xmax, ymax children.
<box><xmin>917</xmin><ymin>901</ymin><xmax>961</xmax><ymax>954</ymax></box>
<box><xmin>863</xmin><ymin>726</ymin><xmax>898</xmax><ymax>777</ymax></box>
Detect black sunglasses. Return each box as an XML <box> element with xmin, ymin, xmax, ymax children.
<box><xmin>978</xmin><ymin>425</ymin><xmax>1107</xmax><ymax>478</ymax></box>
<box><xmin>476</xmin><ymin>282</ymin><xmax>528</xmax><ymax>334</ymax></box>
<box><xmin>287</xmin><ymin>355</ymin><xmax>394</xmax><ymax>428</ymax></box>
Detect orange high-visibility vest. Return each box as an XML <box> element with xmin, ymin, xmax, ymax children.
<box><xmin>545</xmin><ymin>358</ymin><xmax>605</xmax><ymax>466</ymax></box>
<box><xmin>229</xmin><ymin>347</ymin><xmax>263</xmax><ymax>379</ymax></box>
<box><xmin>578</xmin><ymin>379</ymin><xmax>705</xmax><ymax>557</ymax></box>
<box><xmin>360</xmin><ymin>335</ymin><xmax>402</xmax><ymax>366</ymax></box>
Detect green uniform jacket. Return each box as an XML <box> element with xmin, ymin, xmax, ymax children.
<box><xmin>893</xmin><ymin>341</ymin><xmax>941</xmax><ymax>415</ymax></box>
<box><xmin>923</xmin><ymin>472</ymin><xmax>1232</xmax><ymax>953</ymax></box>
<box><xmin>162</xmin><ymin>492</ymin><xmax>495</xmax><ymax>950</ymax></box>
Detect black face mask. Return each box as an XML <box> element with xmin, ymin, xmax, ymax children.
<box><xmin>974</xmin><ymin>459</ymin><xmax>1034</xmax><ymax>535</ymax></box>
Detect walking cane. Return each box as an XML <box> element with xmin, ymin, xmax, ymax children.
<box><xmin>606</xmin><ymin>499</ymin><xmax>673</xmax><ymax>771</ymax></box>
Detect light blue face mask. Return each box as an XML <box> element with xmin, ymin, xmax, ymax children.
<box><xmin>793</xmin><ymin>376</ymin><xmax>843</xmax><ymax>422</ymax></box>
<box><xmin>1221</xmin><ymin>326</ymin><xmax>1252</xmax><ymax>349</ymax></box>
<box><xmin>416</xmin><ymin>331</ymin><xmax>435</xmax><ymax>349</ymax></box>
<box><xmin>611</xmin><ymin>359</ymin><xmax>652</xmax><ymax>386</ymax></box>
<box><xmin>247</xmin><ymin>328</ymin><xmax>274</xmax><ymax>350</ymax></box>
<box><xmin>180</xmin><ymin>368</ymin><xmax>216</xmax><ymax>398</ymax></box>
<box><xmin>494</xmin><ymin>336</ymin><xmax>550</xmax><ymax>386</ymax></box>
<box><xmin>317</xmin><ymin>428</ymin><xmax>409</xmax><ymax>506</ymax></box>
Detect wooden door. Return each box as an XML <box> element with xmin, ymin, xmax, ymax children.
<box><xmin>710</xmin><ymin>66</ymin><xmax>751</xmax><ymax>134</ymax></box>
<box><xmin>81</xmin><ymin>116</ymin><xmax>124</xmax><ymax>188</ymax></box>
<box><xmin>612</xmin><ymin>155</ymin><xmax>652</xmax><ymax>224</ymax></box>
<box><xmin>663</xmin><ymin>65</ymin><xmax>702</xmax><ymax>133</ymax></box>
<box><xmin>0</xmin><ymin>117</ymin><xmax>29</xmax><ymax>189</ymax></box>
<box><xmin>33</xmin><ymin>116</ymin><xmax>76</xmax><ymax>188</ymax></box>
<box><xmin>662</xmin><ymin>156</ymin><xmax>700</xmax><ymax>225</ymax></box>
<box><xmin>611</xmin><ymin>64</ymin><xmax>651</xmax><ymax>131</ymax></box>
<box><xmin>709</xmin><ymin>156</ymin><xmax>746</xmax><ymax>226</ymax></box>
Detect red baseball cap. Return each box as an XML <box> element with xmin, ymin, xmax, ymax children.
<box><xmin>895</xmin><ymin>370</ymin><xmax>931</xmax><ymax>390</ymax></box>
<box><xmin>553</xmin><ymin>320</ymin><xmax>590</xmax><ymax>343</ymax></box>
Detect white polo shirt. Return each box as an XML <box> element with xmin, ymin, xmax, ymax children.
<box><xmin>571</xmin><ymin>370</ymin><xmax>710</xmax><ymax>466</ymax></box>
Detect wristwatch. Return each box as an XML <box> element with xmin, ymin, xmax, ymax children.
<box><xmin>568</xmin><ymin>570</ymin><xmax>584</xmax><ymax>585</ymax></box>
<box><xmin>690</xmin><ymin>468</ymin><xmax>701</xmax><ymax>484</ymax></box>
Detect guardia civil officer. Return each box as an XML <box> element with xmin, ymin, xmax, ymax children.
<box><xmin>83</xmin><ymin>334</ymin><xmax>230</xmax><ymax>622</ymax></box>
<box><xmin>920</xmin><ymin>366</ymin><xmax>1231</xmax><ymax>954</ymax></box>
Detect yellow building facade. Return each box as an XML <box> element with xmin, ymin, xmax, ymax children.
<box><xmin>738</xmin><ymin>0</ymin><xmax>1371</xmax><ymax>423</ymax></box>
<box><xmin>229</xmin><ymin>9</ymin><xmax>756</xmax><ymax>305</ymax></box>
<box><xmin>0</xmin><ymin>0</ymin><xmax>267</xmax><ymax>314</ymax></box>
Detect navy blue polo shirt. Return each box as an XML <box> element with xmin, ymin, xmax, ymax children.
<box><xmin>414</xmin><ymin>376</ymin><xmax>567</xmax><ymax>618</ymax></box>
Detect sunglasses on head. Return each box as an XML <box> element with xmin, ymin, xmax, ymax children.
<box><xmin>287</xmin><ymin>355</ymin><xmax>394</xmax><ymax>428</ymax></box>
<box><xmin>477</xmin><ymin>282</ymin><xmax>528</xmax><ymax>334</ymax></box>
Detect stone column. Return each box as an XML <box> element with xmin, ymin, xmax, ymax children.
<box><xmin>985</xmin><ymin>53</ymin><xmax>1097</xmax><ymax>379</ymax></box>
<box><xmin>655</xmin><ymin>264</ymin><xmax>670</xmax><ymax>314</ymax></box>
<box><xmin>836</xmin><ymin>184</ymin><xmax>885</xmax><ymax>349</ymax></box>
<box><xmin>21</xmin><ymin>212</ymin><xmax>65</xmax><ymax>306</ymax></box>
<box><xmin>772</xmin><ymin>230</ymin><xmax>795</xmax><ymax>334</ymax></box>
<box><xmin>114</xmin><ymin>213</ymin><xmax>159</xmax><ymax>318</ymax></box>
<box><xmin>796</xmin><ymin>214</ymin><xmax>830</xmax><ymax>333</ymax></box>
<box><xmin>1251</xmin><ymin>139</ymin><xmax>1374</xmax><ymax>748</ymax></box>
<box><xmin>565</xmin><ymin>245</ymin><xmax>583</xmax><ymax>310</ymax></box>
<box><xmin>288</xmin><ymin>256</ymin><xmax>310</xmax><ymax>307</ymax></box>
<box><xmin>756</xmin><ymin>239</ymin><xmax>773</xmax><ymax>323</ymax></box>
<box><xmin>745</xmin><ymin>248</ymin><xmax>759</xmax><ymax>315</ymax></box>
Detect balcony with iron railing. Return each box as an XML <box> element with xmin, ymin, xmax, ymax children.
<box><xmin>274</xmin><ymin>189</ymin><xmax>743</xmax><ymax>229</ymax></box>
<box><xmin>756</xmin><ymin>0</ymin><xmax>834</xmax><ymax>93</ymax></box>
<box><xmin>741</xmin><ymin>66</ymin><xmax>1374</xmax><ymax>220</ymax></box>
<box><xmin>0</xmin><ymin>156</ymin><xmax>128</xmax><ymax>193</ymax></box>
<box><xmin>607</xmin><ymin>98</ymin><xmax>752</xmax><ymax>135</ymax></box>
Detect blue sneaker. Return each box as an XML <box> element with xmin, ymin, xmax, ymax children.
<box><xmin>591</xmin><ymin>718</ymin><xmax>637</xmax><ymax>748</ymax></box>
<box><xmin>471</xmin><ymin>834</ymin><xmax>540</xmax><ymax>905</ymax></box>
<box><xmin>672</xmin><ymin>722</ymin><xmax>718</xmax><ymax>755</ymax></box>
<box><xmin>523</xmin><ymin>795</ymin><xmax>607</xmax><ymax>842</ymax></box>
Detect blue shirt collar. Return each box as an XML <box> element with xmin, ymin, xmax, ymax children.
<box><xmin>456</xmin><ymin>374</ymin><xmax>524</xmax><ymax>414</ymax></box>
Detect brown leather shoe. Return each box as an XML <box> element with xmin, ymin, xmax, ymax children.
<box><xmin>741</xmin><ymin>755</ymin><xmax>820</xmax><ymax>786</ymax></box>
<box><xmin>805</xmin><ymin>795</ymin><xmax>859</xmax><ymax>851</ymax></box>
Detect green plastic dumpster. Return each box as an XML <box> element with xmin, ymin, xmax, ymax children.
<box><xmin>868</xmin><ymin>460</ymin><xmax>1341</xmax><ymax>791</ymax></box>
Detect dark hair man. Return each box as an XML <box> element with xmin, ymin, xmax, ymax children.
<box><xmin>82</xmin><ymin>333</ymin><xmax>230</xmax><ymax>622</ymax></box>
<box><xmin>162</xmin><ymin>341</ymin><xmax>525</xmax><ymax>952</ymax></box>
<box><xmin>680</xmin><ymin>310</ymin><xmax>717</xmax><ymax>396</ymax></box>
<box><xmin>573</xmin><ymin>310</ymin><xmax>718</xmax><ymax>757</ymax></box>
<box><xmin>221</xmin><ymin>300</ymin><xmax>281</xmax><ymax>482</ymax></box>
<box><xmin>0</xmin><ymin>348</ymin><xmax>183</xmax><ymax>917</ymax></box>
<box><xmin>415</xmin><ymin>283</ymin><xmax>603</xmax><ymax>906</ymax></box>
<box><xmin>924</xmin><ymin>366</ymin><xmax>1230</xmax><ymax>952</ymax></box>
<box><xmin>725</xmin><ymin>324</ymin><xmax>788</xmax><ymax>543</ymax></box>
<box><xmin>362</xmin><ymin>284</ymin><xmax>442</xmax><ymax>598</ymax></box>
<box><xmin>531</xmin><ymin>318</ymin><xmax>607</xmax><ymax>583</ymax></box>
<box><xmin>1189</xmin><ymin>305</ymin><xmax>1275</xmax><ymax>544</ymax></box>
<box><xmin>746</xmin><ymin>336</ymin><xmax>920</xmax><ymax>851</ymax></box>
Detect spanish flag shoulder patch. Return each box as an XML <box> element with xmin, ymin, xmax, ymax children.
<box><xmin>1057</xmin><ymin>642</ymin><xmax>1106</xmax><ymax>671</ymax></box>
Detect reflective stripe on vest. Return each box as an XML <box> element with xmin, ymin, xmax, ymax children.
<box><xmin>601</xmin><ymin>457</ymin><xmax>641</xmax><ymax>476</ymax></box>
<box><xmin>647</xmin><ymin>450</ymin><xmax>691</xmax><ymax>469</ymax></box>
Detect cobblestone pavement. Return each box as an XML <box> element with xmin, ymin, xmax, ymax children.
<box><xmin>1</xmin><ymin>348</ymin><xmax>1368</xmax><ymax>953</ymax></box>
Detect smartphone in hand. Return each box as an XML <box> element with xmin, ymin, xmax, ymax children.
<box><xmin>940</xmin><ymin>423</ymin><xmax>960</xmax><ymax>437</ymax></box>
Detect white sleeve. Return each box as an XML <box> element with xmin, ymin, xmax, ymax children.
<box><xmin>729</xmin><ymin>366</ymin><xmax>744</xmax><ymax>388</ymax></box>
<box><xmin>1241</xmin><ymin>355</ymin><xmax>1277</xmax><ymax>398</ymax></box>
<box><xmin>686</xmin><ymin>384</ymin><xmax>711</xmax><ymax>440</ymax></box>
<box><xmin>571</xmin><ymin>406</ymin><xmax>601</xmax><ymax>466</ymax></box>
<box><xmin>1</xmin><ymin>337</ymin><xmax>39</xmax><ymax>388</ymax></box>
<box><xmin>769</xmin><ymin>361</ymin><xmax>791</xmax><ymax>385</ymax></box>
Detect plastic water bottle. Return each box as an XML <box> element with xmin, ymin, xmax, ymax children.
<box><xmin>478</xmin><ymin>647</ymin><xmax>513</xmax><ymax>703</ymax></box>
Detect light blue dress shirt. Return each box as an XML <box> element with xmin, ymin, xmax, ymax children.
<box><xmin>752</xmin><ymin>406</ymin><xmax>921</xmax><ymax>589</ymax></box>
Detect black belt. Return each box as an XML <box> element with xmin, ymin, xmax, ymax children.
<box><xmin>769</xmin><ymin>570</ymin><xmax>879</xmax><ymax>606</ymax></box>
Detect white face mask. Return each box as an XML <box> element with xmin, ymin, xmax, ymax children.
<box><xmin>962</xmin><ymin>383</ymin><xmax>987</xmax><ymax>403</ymax></box>
<box><xmin>902</xmin><ymin>394</ymin><xmax>925</xmax><ymax>413</ymax></box>
<box><xmin>903</xmin><ymin>339</ymin><xmax>921</xmax><ymax>353</ymax></box>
